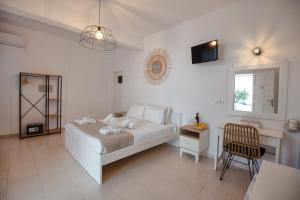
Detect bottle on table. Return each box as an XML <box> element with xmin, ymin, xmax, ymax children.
<box><xmin>195</xmin><ymin>113</ymin><xmax>199</xmax><ymax>124</ymax></box>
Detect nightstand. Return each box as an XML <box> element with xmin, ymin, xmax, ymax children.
<box><xmin>179</xmin><ymin>124</ymin><xmax>209</xmax><ymax>162</ymax></box>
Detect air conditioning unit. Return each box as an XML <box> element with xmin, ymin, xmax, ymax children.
<box><xmin>0</xmin><ymin>31</ymin><xmax>26</xmax><ymax>48</ymax></box>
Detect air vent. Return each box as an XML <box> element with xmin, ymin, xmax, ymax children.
<box><xmin>0</xmin><ymin>32</ymin><xmax>26</xmax><ymax>48</ymax></box>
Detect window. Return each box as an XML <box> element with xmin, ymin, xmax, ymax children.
<box><xmin>234</xmin><ymin>74</ymin><xmax>253</xmax><ymax>112</ymax></box>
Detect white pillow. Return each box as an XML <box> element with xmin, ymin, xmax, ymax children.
<box><xmin>127</xmin><ymin>105</ymin><xmax>145</xmax><ymax>119</ymax></box>
<box><xmin>150</xmin><ymin>105</ymin><xmax>172</xmax><ymax>124</ymax></box>
<box><xmin>119</xmin><ymin>118</ymin><xmax>131</xmax><ymax>128</ymax></box>
<box><xmin>165</xmin><ymin>107</ymin><xmax>173</xmax><ymax>124</ymax></box>
<box><xmin>143</xmin><ymin>105</ymin><xmax>168</xmax><ymax>125</ymax></box>
<box><xmin>103</xmin><ymin>113</ymin><xmax>113</xmax><ymax>123</ymax></box>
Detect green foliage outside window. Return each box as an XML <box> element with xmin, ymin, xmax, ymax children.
<box><xmin>235</xmin><ymin>89</ymin><xmax>249</xmax><ymax>103</ymax></box>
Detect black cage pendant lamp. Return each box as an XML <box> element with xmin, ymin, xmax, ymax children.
<box><xmin>79</xmin><ymin>0</ymin><xmax>117</xmax><ymax>51</ymax></box>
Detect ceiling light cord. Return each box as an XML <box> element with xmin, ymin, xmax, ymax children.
<box><xmin>98</xmin><ymin>0</ymin><xmax>101</xmax><ymax>27</ymax></box>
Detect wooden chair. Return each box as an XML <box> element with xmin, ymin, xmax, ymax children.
<box><xmin>220</xmin><ymin>123</ymin><xmax>266</xmax><ymax>180</ymax></box>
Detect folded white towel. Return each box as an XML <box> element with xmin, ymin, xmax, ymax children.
<box><xmin>112</xmin><ymin>128</ymin><xmax>122</xmax><ymax>134</ymax></box>
<box><xmin>75</xmin><ymin>117</ymin><xmax>96</xmax><ymax>125</ymax></box>
<box><xmin>127</xmin><ymin>121</ymin><xmax>136</xmax><ymax>129</ymax></box>
<box><xmin>99</xmin><ymin>126</ymin><xmax>113</xmax><ymax>135</ymax></box>
<box><xmin>103</xmin><ymin>113</ymin><xmax>113</xmax><ymax>123</ymax></box>
<box><xmin>99</xmin><ymin>126</ymin><xmax>123</xmax><ymax>135</ymax></box>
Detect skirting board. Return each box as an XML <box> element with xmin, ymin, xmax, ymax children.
<box><xmin>0</xmin><ymin>133</ymin><xmax>18</xmax><ymax>138</ymax></box>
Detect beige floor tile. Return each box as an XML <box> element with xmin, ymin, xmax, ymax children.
<box><xmin>6</xmin><ymin>176</ymin><xmax>44</xmax><ymax>200</ymax></box>
<box><xmin>8</xmin><ymin>160</ymin><xmax>37</xmax><ymax>182</ymax></box>
<box><xmin>9</xmin><ymin>149</ymin><xmax>33</xmax><ymax>165</ymax></box>
<box><xmin>40</xmin><ymin>170</ymin><xmax>83</xmax><ymax>200</ymax></box>
<box><xmin>35</xmin><ymin>156</ymin><xmax>65</xmax><ymax>177</ymax></box>
<box><xmin>1</xmin><ymin>134</ymin><xmax>250</xmax><ymax>200</ymax></box>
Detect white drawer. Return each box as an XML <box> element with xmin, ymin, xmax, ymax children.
<box><xmin>180</xmin><ymin>135</ymin><xmax>199</xmax><ymax>153</ymax></box>
<box><xmin>260</xmin><ymin>135</ymin><xmax>277</xmax><ymax>147</ymax></box>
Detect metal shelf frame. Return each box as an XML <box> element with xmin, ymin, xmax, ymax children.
<box><xmin>19</xmin><ymin>72</ymin><xmax>62</xmax><ymax>139</ymax></box>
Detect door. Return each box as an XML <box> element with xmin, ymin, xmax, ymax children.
<box><xmin>113</xmin><ymin>71</ymin><xmax>123</xmax><ymax>112</ymax></box>
<box><xmin>253</xmin><ymin>70</ymin><xmax>275</xmax><ymax>113</ymax></box>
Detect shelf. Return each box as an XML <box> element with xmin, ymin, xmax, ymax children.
<box><xmin>20</xmin><ymin>129</ymin><xmax>62</xmax><ymax>138</ymax></box>
<box><xmin>20</xmin><ymin>72</ymin><xmax>62</xmax><ymax>139</ymax></box>
<box><xmin>48</xmin><ymin>114</ymin><xmax>61</xmax><ymax>119</ymax></box>
<box><xmin>20</xmin><ymin>132</ymin><xmax>48</xmax><ymax>138</ymax></box>
<box><xmin>48</xmin><ymin>98</ymin><xmax>62</xmax><ymax>101</ymax></box>
<box><xmin>48</xmin><ymin>128</ymin><xmax>62</xmax><ymax>134</ymax></box>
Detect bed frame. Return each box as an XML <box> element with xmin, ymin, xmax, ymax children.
<box><xmin>64</xmin><ymin>112</ymin><xmax>182</xmax><ymax>184</ymax></box>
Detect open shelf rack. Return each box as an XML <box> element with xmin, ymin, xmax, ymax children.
<box><xmin>19</xmin><ymin>72</ymin><xmax>62</xmax><ymax>139</ymax></box>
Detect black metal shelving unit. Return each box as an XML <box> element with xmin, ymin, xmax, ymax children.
<box><xmin>19</xmin><ymin>72</ymin><xmax>62</xmax><ymax>139</ymax></box>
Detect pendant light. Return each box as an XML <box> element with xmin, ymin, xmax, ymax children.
<box><xmin>79</xmin><ymin>0</ymin><xmax>117</xmax><ymax>51</ymax></box>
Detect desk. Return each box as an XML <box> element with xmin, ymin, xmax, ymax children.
<box><xmin>214</xmin><ymin>124</ymin><xmax>284</xmax><ymax>170</ymax></box>
<box><xmin>245</xmin><ymin>161</ymin><xmax>300</xmax><ymax>200</ymax></box>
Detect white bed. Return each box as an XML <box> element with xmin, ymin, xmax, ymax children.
<box><xmin>64</xmin><ymin>105</ymin><xmax>181</xmax><ymax>184</ymax></box>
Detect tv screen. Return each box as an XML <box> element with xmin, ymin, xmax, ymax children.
<box><xmin>191</xmin><ymin>40</ymin><xmax>218</xmax><ymax>64</ymax></box>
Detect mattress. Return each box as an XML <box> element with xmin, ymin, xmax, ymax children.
<box><xmin>65</xmin><ymin>117</ymin><xmax>176</xmax><ymax>154</ymax></box>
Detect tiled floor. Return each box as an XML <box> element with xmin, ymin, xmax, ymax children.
<box><xmin>0</xmin><ymin>134</ymin><xmax>250</xmax><ymax>200</ymax></box>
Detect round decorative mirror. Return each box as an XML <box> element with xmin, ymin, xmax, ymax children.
<box><xmin>144</xmin><ymin>48</ymin><xmax>171</xmax><ymax>85</ymax></box>
<box><xmin>152</xmin><ymin>61</ymin><xmax>162</xmax><ymax>73</ymax></box>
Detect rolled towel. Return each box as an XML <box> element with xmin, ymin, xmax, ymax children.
<box><xmin>112</xmin><ymin>128</ymin><xmax>122</xmax><ymax>134</ymax></box>
<box><xmin>99</xmin><ymin>126</ymin><xmax>113</xmax><ymax>135</ymax></box>
<box><xmin>103</xmin><ymin>113</ymin><xmax>113</xmax><ymax>123</ymax></box>
<box><xmin>127</xmin><ymin>121</ymin><xmax>136</xmax><ymax>129</ymax></box>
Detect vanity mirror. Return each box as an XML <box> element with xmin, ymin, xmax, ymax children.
<box><xmin>228</xmin><ymin>62</ymin><xmax>288</xmax><ymax>120</ymax></box>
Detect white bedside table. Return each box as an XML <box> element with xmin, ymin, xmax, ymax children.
<box><xmin>179</xmin><ymin>124</ymin><xmax>209</xmax><ymax>162</ymax></box>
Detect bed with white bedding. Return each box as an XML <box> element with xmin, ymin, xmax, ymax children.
<box><xmin>64</xmin><ymin>105</ymin><xmax>181</xmax><ymax>184</ymax></box>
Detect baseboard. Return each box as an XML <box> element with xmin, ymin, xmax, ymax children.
<box><xmin>0</xmin><ymin>133</ymin><xmax>18</xmax><ymax>138</ymax></box>
<box><xmin>0</xmin><ymin>128</ymin><xmax>65</xmax><ymax>138</ymax></box>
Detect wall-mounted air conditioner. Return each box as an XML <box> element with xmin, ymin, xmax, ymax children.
<box><xmin>0</xmin><ymin>32</ymin><xmax>26</xmax><ymax>48</ymax></box>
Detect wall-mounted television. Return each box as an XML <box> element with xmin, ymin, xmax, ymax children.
<box><xmin>191</xmin><ymin>40</ymin><xmax>218</xmax><ymax>64</ymax></box>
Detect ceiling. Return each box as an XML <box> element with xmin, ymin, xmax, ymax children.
<box><xmin>103</xmin><ymin>0</ymin><xmax>240</xmax><ymax>36</ymax></box>
<box><xmin>0</xmin><ymin>0</ymin><xmax>240</xmax><ymax>49</ymax></box>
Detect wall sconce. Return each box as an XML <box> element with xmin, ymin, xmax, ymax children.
<box><xmin>252</xmin><ymin>47</ymin><xmax>262</xmax><ymax>56</ymax></box>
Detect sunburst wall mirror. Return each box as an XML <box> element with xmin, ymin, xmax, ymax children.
<box><xmin>144</xmin><ymin>48</ymin><xmax>171</xmax><ymax>85</ymax></box>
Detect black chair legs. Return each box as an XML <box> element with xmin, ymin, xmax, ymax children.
<box><xmin>220</xmin><ymin>153</ymin><xmax>261</xmax><ymax>181</ymax></box>
<box><xmin>220</xmin><ymin>153</ymin><xmax>233</xmax><ymax>180</ymax></box>
<box><xmin>249</xmin><ymin>158</ymin><xmax>260</xmax><ymax>180</ymax></box>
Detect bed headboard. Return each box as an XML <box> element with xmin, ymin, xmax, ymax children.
<box><xmin>171</xmin><ymin>112</ymin><xmax>182</xmax><ymax>131</ymax></box>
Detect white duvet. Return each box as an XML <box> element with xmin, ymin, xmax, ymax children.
<box><xmin>65</xmin><ymin>117</ymin><xmax>176</xmax><ymax>154</ymax></box>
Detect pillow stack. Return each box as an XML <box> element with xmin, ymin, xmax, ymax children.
<box><xmin>126</xmin><ymin>104</ymin><xmax>173</xmax><ymax>125</ymax></box>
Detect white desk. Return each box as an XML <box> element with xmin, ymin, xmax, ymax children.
<box><xmin>214</xmin><ymin>124</ymin><xmax>284</xmax><ymax>170</ymax></box>
<box><xmin>245</xmin><ymin>161</ymin><xmax>300</xmax><ymax>200</ymax></box>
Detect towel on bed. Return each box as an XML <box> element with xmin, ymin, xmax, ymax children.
<box><xmin>99</xmin><ymin>126</ymin><xmax>122</xmax><ymax>135</ymax></box>
<box><xmin>71</xmin><ymin>121</ymin><xmax>133</xmax><ymax>154</ymax></box>
<box><xmin>74</xmin><ymin>117</ymin><xmax>96</xmax><ymax>125</ymax></box>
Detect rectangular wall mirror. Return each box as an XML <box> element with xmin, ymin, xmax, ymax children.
<box><xmin>228</xmin><ymin>62</ymin><xmax>288</xmax><ymax>120</ymax></box>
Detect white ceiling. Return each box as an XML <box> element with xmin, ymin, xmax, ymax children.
<box><xmin>0</xmin><ymin>0</ymin><xmax>240</xmax><ymax>49</ymax></box>
<box><xmin>103</xmin><ymin>0</ymin><xmax>240</xmax><ymax>36</ymax></box>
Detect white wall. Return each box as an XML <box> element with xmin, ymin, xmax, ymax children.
<box><xmin>0</xmin><ymin>21</ymin><xmax>113</xmax><ymax>135</ymax></box>
<box><xmin>0</xmin><ymin>0</ymin><xmax>145</xmax><ymax>49</ymax></box>
<box><xmin>121</xmin><ymin>0</ymin><xmax>300</xmax><ymax>168</ymax></box>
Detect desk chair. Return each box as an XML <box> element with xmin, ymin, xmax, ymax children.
<box><xmin>220</xmin><ymin>123</ymin><xmax>265</xmax><ymax>180</ymax></box>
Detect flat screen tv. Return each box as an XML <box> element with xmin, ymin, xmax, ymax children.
<box><xmin>191</xmin><ymin>40</ymin><xmax>218</xmax><ymax>64</ymax></box>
